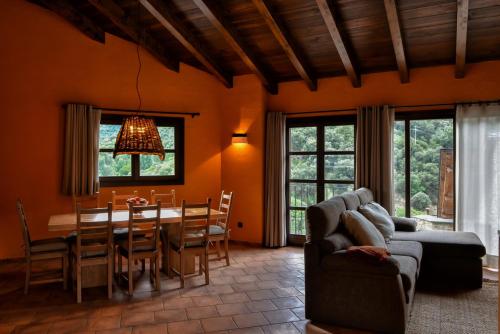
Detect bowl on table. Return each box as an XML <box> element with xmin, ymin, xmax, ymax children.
<box><xmin>126</xmin><ymin>197</ymin><xmax>149</xmax><ymax>213</ymax></box>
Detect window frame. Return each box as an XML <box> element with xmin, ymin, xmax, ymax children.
<box><xmin>99</xmin><ymin>114</ymin><xmax>185</xmax><ymax>187</ymax></box>
<box><xmin>394</xmin><ymin>109</ymin><xmax>456</xmax><ymax>230</ymax></box>
<box><xmin>286</xmin><ymin>115</ymin><xmax>356</xmax><ymax>245</ymax></box>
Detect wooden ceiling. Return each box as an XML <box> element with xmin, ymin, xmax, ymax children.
<box><xmin>29</xmin><ymin>0</ymin><xmax>500</xmax><ymax>93</ymax></box>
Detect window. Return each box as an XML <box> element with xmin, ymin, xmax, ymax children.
<box><xmin>393</xmin><ymin>111</ymin><xmax>455</xmax><ymax>231</ymax></box>
<box><xmin>286</xmin><ymin>117</ymin><xmax>356</xmax><ymax>244</ymax></box>
<box><xmin>98</xmin><ymin>114</ymin><xmax>184</xmax><ymax>187</ymax></box>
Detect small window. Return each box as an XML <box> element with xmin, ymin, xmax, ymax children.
<box><xmin>98</xmin><ymin>114</ymin><xmax>184</xmax><ymax>187</ymax></box>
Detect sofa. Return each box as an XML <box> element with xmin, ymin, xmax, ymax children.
<box><xmin>304</xmin><ymin>188</ymin><xmax>486</xmax><ymax>334</ymax></box>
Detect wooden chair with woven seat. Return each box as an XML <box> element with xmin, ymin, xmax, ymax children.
<box><xmin>16</xmin><ymin>199</ymin><xmax>68</xmax><ymax>295</ymax></box>
<box><xmin>73</xmin><ymin>202</ymin><xmax>114</xmax><ymax>303</ymax></box>
<box><xmin>168</xmin><ymin>199</ymin><xmax>211</xmax><ymax>288</ymax></box>
<box><xmin>208</xmin><ymin>191</ymin><xmax>233</xmax><ymax>266</ymax></box>
<box><xmin>72</xmin><ymin>193</ymin><xmax>100</xmax><ymax>211</ymax></box>
<box><xmin>111</xmin><ymin>190</ymin><xmax>138</xmax><ymax>210</ymax></box>
<box><xmin>151</xmin><ymin>189</ymin><xmax>176</xmax><ymax>208</ymax></box>
<box><xmin>117</xmin><ymin>201</ymin><xmax>162</xmax><ymax>295</ymax></box>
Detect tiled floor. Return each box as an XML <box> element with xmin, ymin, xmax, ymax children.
<box><xmin>0</xmin><ymin>245</ymin><xmax>308</xmax><ymax>334</ymax></box>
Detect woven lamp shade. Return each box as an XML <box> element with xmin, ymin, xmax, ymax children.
<box><xmin>113</xmin><ymin>116</ymin><xmax>165</xmax><ymax>160</ymax></box>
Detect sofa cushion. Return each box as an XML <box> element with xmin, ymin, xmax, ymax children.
<box><xmin>393</xmin><ymin>230</ymin><xmax>486</xmax><ymax>258</ymax></box>
<box><xmin>341</xmin><ymin>193</ymin><xmax>361</xmax><ymax>210</ymax></box>
<box><xmin>306</xmin><ymin>197</ymin><xmax>347</xmax><ymax>242</ymax></box>
<box><xmin>392</xmin><ymin>217</ymin><xmax>418</xmax><ymax>232</ymax></box>
<box><xmin>387</xmin><ymin>241</ymin><xmax>423</xmax><ymax>270</ymax></box>
<box><xmin>359</xmin><ymin>204</ymin><xmax>395</xmax><ymax>242</ymax></box>
<box><xmin>320</xmin><ymin>250</ymin><xmax>400</xmax><ymax>276</ymax></box>
<box><xmin>342</xmin><ymin>211</ymin><xmax>387</xmax><ymax>248</ymax></box>
<box><xmin>355</xmin><ymin>188</ymin><xmax>374</xmax><ymax>205</ymax></box>
<box><xmin>319</xmin><ymin>233</ymin><xmax>354</xmax><ymax>253</ymax></box>
<box><xmin>393</xmin><ymin>255</ymin><xmax>418</xmax><ymax>303</ymax></box>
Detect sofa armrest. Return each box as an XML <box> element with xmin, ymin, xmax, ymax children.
<box><xmin>392</xmin><ymin>216</ymin><xmax>417</xmax><ymax>232</ymax></box>
<box><xmin>322</xmin><ymin>250</ymin><xmax>400</xmax><ymax>276</ymax></box>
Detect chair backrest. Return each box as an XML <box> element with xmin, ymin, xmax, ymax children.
<box><xmin>217</xmin><ymin>191</ymin><xmax>233</xmax><ymax>233</ymax></box>
<box><xmin>16</xmin><ymin>199</ymin><xmax>31</xmax><ymax>255</ymax></box>
<box><xmin>76</xmin><ymin>203</ymin><xmax>113</xmax><ymax>259</ymax></box>
<box><xmin>150</xmin><ymin>189</ymin><xmax>176</xmax><ymax>208</ymax></box>
<box><xmin>179</xmin><ymin>199</ymin><xmax>212</xmax><ymax>249</ymax></box>
<box><xmin>112</xmin><ymin>190</ymin><xmax>138</xmax><ymax>210</ymax></box>
<box><xmin>127</xmin><ymin>201</ymin><xmax>161</xmax><ymax>254</ymax></box>
<box><xmin>73</xmin><ymin>193</ymin><xmax>100</xmax><ymax>211</ymax></box>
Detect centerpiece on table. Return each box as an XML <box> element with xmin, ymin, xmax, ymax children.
<box><xmin>126</xmin><ymin>197</ymin><xmax>148</xmax><ymax>213</ymax></box>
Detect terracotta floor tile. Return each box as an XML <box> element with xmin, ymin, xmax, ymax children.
<box><xmin>229</xmin><ymin>328</ymin><xmax>265</xmax><ymax>334</ymax></box>
<box><xmin>207</xmin><ymin>285</ymin><xmax>235</xmax><ymax>295</ymax></box>
<box><xmin>216</xmin><ymin>302</ymin><xmax>250</xmax><ymax>316</ymax></box>
<box><xmin>232</xmin><ymin>313</ymin><xmax>269</xmax><ymax>328</ymax></box>
<box><xmin>291</xmin><ymin>307</ymin><xmax>305</xmax><ymax>321</ymax></box>
<box><xmin>246</xmin><ymin>290</ymin><xmax>277</xmax><ymax>301</ymax></box>
<box><xmin>13</xmin><ymin>323</ymin><xmax>51</xmax><ymax>334</ymax></box>
<box><xmin>201</xmin><ymin>316</ymin><xmax>238</xmax><ymax>332</ymax></box>
<box><xmin>49</xmin><ymin>318</ymin><xmax>88</xmax><ymax>334</ymax></box>
<box><xmin>186</xmin><ymin>306</ymin><xmax>219</xmax><ymax>320</ymax></box>
<box><xmin>271</xmin><ymin>297</ymin><xmax>303</xmax><ymax>309</ymax></box>
<box><xmin>231</xmin><ymin>283</ymin><xmax>259</xmax><ymax>292</ymax></box>
<box><xmin>210</xmin><ymin>276</ymin><xmax>236</xmax><ymax>286</ymax></box>
<box><xmin>87</xmin><ymin>315</ymin><xmax>121</xmax><ymax>331</ymax></box>
<box><xmin>292</xmin><ymin>320</ymin><xmax>308</xmax><ymax>334</ymax></box>
<box><xmin>163</xmin><ymin>297</ymin><xmax>194</xmax><ymax>310</ymax></box>
<box><xmin>220</xmin><ymin>292</ymin><xmax>250</xmax><ymax>304</ymax></box>
<box><xmin>132</xmin><ymin>323</ymin><xmax>168</xmax><ymax>334</ymax></box>
<box><xmin>271</xmin><ymin>288</ymin><xmax>301</xmax><ymax>298</ymax></box>
<box><xmin>0</xmin><ymin>324</ymin><xmax>16</xmax><ymax>334</ymax></box>
<box><xmin>121</xmin><ymin>312</ymin><xmax>155</xmax><ymax>327</ymax></box>
<box><xmin>154</xmin><ymin>309</ymin><xmax>187</xmax><ymax>323</ymax></box>
<box><xmin>262</xmin><ymin>323</ymin><xmax>300</xmax><ymax>334</ymax></box>
<box><xmin>246</xmin><ymin>300</ymin><xmax>278</xmax><ymax>313</ymax></box>
<box><xmin>96</xmin><ymin>328</ymin><xmax>132</xmax><ymax>334</ymax></box>
<box><xmin>167</xmin><ymin>320</ymin><xmax>203</xmax><ymax>334</ymax></box>
<box><xmin>234</xmin><ymin>275</ymin><xmax>259</xmax><ymax>283</ymax></box>
<box><xmin>192</xmin><ymin>295</ymin><xmax>222</xmax><ymax>306</ymax></box>
<box><xmin>262</xmin><ymin>310</ymin><xmax>299</xmax><ymax>324</ymax></box>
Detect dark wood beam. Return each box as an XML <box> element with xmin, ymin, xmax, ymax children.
<box><xmin>455</xmin><ymin>0</ymin><xmax>469</xmax><ymax>78</ymax></box>
<box><xmin>139</xmin><ymin>0</ymin><xmax>232</xmax><ymax>88</ymax></box>
<box><xmin>87</xmin><ymin>0</ymin><xmax>179</xmax><ymax>72</ymax></box>
<box><xmin>251</xmin><ymin>0</ymin><xmax>316</xmax><ymax>91</ymax></box>
<box><xmin>315</xmin><ymin>0</ymin><xmax>360</xmax><ymax>88</ymax></box>
<box><xmin>192</xmin><ymin>0</ymin><xmax>277</xmax><ymax>94</ymax></box>
<box><xmin>384</xmin><ymin>0</ymin><xmax>409</xmax><ymax>83</ymax></box>
<box><xmin>28</xmin><ymin>0</ymin><xmax>105</xmax><ymax>43</ymax></box>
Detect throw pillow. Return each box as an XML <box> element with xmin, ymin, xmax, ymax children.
<box><xmin>341</xmin><ymin>210</ymin><xmax>387</xmax><ymax>248</ymax></box>
<box><xmin>359</xmin><ymin>202</ymin><xmax>395</xmax><ymax>242</ymax></box>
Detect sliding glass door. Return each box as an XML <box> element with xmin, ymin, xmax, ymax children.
<box><xmin>393</xmin><ymin>111</ymin><xmax>455</xmax><ymax>231</ymax></box>
<box><xmin>286</xmin><ymin>117</ymin><xmax>356</xmax><ymax>244</ymax></box>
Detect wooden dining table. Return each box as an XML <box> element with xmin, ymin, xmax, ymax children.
<box><xmin>48</xmin><ymin>207</ymin><xmax>227</xmax><ymax>287</ymax></box>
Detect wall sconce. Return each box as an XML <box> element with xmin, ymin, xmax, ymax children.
<box><xmin>232</xmin><ymin>133</ymin><xmax>248</xmax><ymax>144</ymax></box>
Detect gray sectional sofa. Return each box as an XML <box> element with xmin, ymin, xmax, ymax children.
<box><xmin>304</xmin><ymin>188</ymin><xmax>486</xmax><ymax>334</ymax></box>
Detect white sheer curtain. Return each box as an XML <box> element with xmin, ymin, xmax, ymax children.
<box><xmin>456</xmin><ymin>103</ymin><xmax>500</xmax><ymax>264</ymax></box>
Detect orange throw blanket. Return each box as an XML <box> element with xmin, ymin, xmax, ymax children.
<box><xmin>346</xmin><ymin>246</ymin><xmax>391</xmax><ymax>262</ymax></box>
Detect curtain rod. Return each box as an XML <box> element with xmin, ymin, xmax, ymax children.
<box><xmin>286</xmin><ymin>99</ymin><xmax>500</xmax><ymax>116</ymax></box>
<box><xmin>62</xmin><ymin>104</ymin><xmax>200</xmax><ymax>118</ymax></box>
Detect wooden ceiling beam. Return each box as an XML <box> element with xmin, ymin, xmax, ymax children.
<box><xmin>315</xmin><ymin>0</ymin><xmax>360</xmax><ymax>88</ymax></box>
<box><xmin>384</xmin><ymin>0</ymin><xmax>409</xmax><ymax>83</ymax></box>
<box><xmin>87</xmin><ymin>0</ymin><xmax>179</xmax><ymax>72</ymax></box>
<box><xmin>192</xmin><ymin>0</ymin><xmax>277</xmax><ymax>94</ymax></box>
<box><xmin>252</xmin><ymin>0</ymin><xmax>317</xmax><ymax>91</ymax></box>
<box><xmin>28</xmin><ymin>0</ymin><xmax>105</xmax><ymax>43</ymax></box>
<box><xmin>139</xmin><ymin>0</ymin><xmax>232</xmax><ymax>88</ymax></box>
<box><xmin>455</xmin><ymin>0</ymin><xmax>469</xmax><ymax>78</ymax></box>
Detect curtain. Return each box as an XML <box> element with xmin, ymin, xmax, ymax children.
<box><xmin>457</xmin><ymin>103</ymin><xmax>500</xmax><ymax>262</ymax></box>
<box><xmin>264</xmin><ymin>112</ymin><xmax>286</xmax><ymax>247</ymax></box>
<box><xmin>62</xmin><ymin>104</ymin><xmax>101</xmax><ymax>196</ymax></box>
<box><xmin>356</xmin><ymin>105</ymin><xmax>395</xmax><ymax>211</ymax></box>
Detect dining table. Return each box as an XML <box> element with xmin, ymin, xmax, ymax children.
<box><xmin>48</xmin><ymin>207</ymin><xmax>227</xmax><ymax>287</ymax></box>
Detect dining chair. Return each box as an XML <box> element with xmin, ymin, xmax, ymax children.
<box><xmin>117</xmin><ymin>201</ymin><xmax>162</xmax><ymax>295</ymax></box>
<box><xmin>16</xmin><ymin>199</ymin><xmax>68</xmax><ymax>295</ymax></box>
<box><xmin>168</xmin><ymin>199</ymin><xmax>211</xmax><ymax>288</ymax></box>
<box><xmin>73</xmin><ymin>203</ymin><xmax>113</xmax><ymax>303</ymax></box>
<box><xmin>111</xmin><ymin>190</ymin><xmax>138</xmax><ymax>210</ymax></box>
<box><xmin>72</xmin><ymin>193</ymin><xmax>100</xmax><ymax>211</ymax></box>
<box><xmin>208</xmin><ymin>191</ymin><xmax>233</xmax><ymax>266</ymax></box>
<box><xmin>150</xmin><ymin>189</ymin><xmax>176</xmax><ymax>208</ymax></box>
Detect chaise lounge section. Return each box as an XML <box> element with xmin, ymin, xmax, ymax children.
<box><xmin>304</xmin><ymin>188</ymin><xmax>486</xmax><ymax>334</ymax></box>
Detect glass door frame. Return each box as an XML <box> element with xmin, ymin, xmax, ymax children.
<box><xmin>285</xmin><ymin>115</ymin><xmax>356</xmax><ymax>246</ymax></box>
<box><xmin>395</xmin><ymin>109</ymin><xmax>456</xmax><ymax>230</ymax></box>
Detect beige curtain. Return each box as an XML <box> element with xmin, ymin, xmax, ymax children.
<box><xmin>355</xmin><ymin>105</ymin><xmax>394</xmax><ymax>211</ymax></box>
<box><xmin>62</xmin><ymin>104</ymin><xmax>101</xmax><ymax>196</ymax></box>
<box><xmin>264</xmin><ymin>112</ymin><xmax>286</xmax><ymax>247</ymax></box>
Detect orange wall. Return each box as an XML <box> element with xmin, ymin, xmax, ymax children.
<box><xmin>0</xmin><ymin>0</ymin><xmax>224</xmax><ymax>259</ymax></box>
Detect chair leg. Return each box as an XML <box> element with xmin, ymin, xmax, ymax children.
<box><xmin>24</xmin><ymin>259</ymin><xmax>31</xmax><ymax>295</ymax></box>
<box><xmin>204</xmin><ymin>248</ymin><xmax>209</xmax><ymax>285</ymax></box>
<box><xmin>155</xmin><ymin>255</ymin><xmax>161</xmax><ymax>291</ymax></box>
<box><xmin>141</xmin><ymin>259</ymin><xmax>146</xmax><ymax>273</ymax></box>
<box><xmin>179</xmin><ymin>252</ymin><xmax>184</xmax><ymax>289</ymax></box>
<box><xmin>128</xmin><ymin>257</ymin><xmax>133</xmax><ymax>296</ymax></box>
<box><xmin>216</xmin><ymin>241</ymin><xmax>221</xmax><ymax>259</ymax></box>
<box><xmin>168</xmin><ymin>249</ymin><xmax>174</xmax><ymax>279</ymax></box>
<box><xmin>107</xmin><ymin>255</ymin><xmax>113</xmax><ymax>299</ymax></box>
<box><xmin>198</xmin><ymin>253</ymin><xmax>202</xmax><ymax>275</ymax></box>
<box><xmin>224</xmin><ymin>237</ymin><xmax>230</xmax><ymax>266</ymax></box>
<box><xmin>118</xmin><ymin>252</ymin><xmax>122</xmax><ymax>283</ymax></box>
<box><xmin>76</xmin><ymin>260</ymin><xmax>82</xmax><ymax>304</ymax></box>
<box><xmin>63</xmin><ymin>255</ymin><xmax>68</xmax><ymax>290</ymax></box>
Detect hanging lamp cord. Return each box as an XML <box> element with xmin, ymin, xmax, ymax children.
<box><xmin>136</xmin><ymin>1</ymin><xmax>142</xmax><ymax>113</ymax></box>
